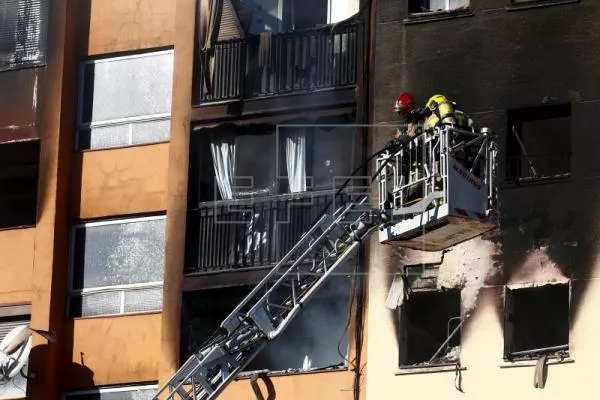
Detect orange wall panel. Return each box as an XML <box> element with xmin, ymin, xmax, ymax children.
<box><xmin>65</xmin><ymin>313</ymin><xmax>161</xmax><ymax>389</ymax></box>
<box><xmin>221</xmin><ymin>371</ymin><xmax>355</xmax><ymax>400</ymax></box>
<box><xmin>83</xmin><ymin>0</ymin><xmax>175</xmax><ymax>55</ymax></box>
<box><xmin>0</xmin><ymin>228</ymin><xmax>35</xmax><ymax>303</ymax></box>
<box><xmin>73</xmin><ymin>143</ymin><xmax>169</xmax><ymax>219</ymax></box>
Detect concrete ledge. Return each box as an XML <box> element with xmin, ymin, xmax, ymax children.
<box><xmin>506</xmin><ymin>0</ymin><xmax>580</xmax><ymax>12</ymax></box>
<box><xmin>404</xmin><ymin>10</ymin><xmax>474</xmax><ymax>25</ymax></box>
<box><xmin>499</xmin><ymin>357</ymin><xmax>574</xmax><ymax>368</ymax></box>
<box><xmin>395</xmin><ymin>364</ymin><xmax>465</xmax><ymax>375</ymax></box>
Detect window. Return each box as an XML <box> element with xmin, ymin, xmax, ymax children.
<box><xmin>506</xmin><ymin>104</ymin><xmax>571</xmax><ymax>183</ymax></box>
<box><xmin>76</xmin><ymin>49</ymin><xmax>174</xmax><ymax>151</ymax></box>
<box><xmin>189</xmin><ymin>116</ymin><xmax>356</xmax><ymax>203</ymax></box>
<box><xmin>0</xmin><ymin>308</ymin><xmax>30</xmax><ymax>398</ymax></box>
<box><xmin>504</xmin><ymin>283</ymin><xmax>570</xmax><ymax>360</ymax></box>
<box><xmin>0</xmin><ymin>0</ymin><xmax>48</xmax><ymax>72</ymax></box>
<box><xmin>68</xmin><ymin>215</ymin><xmax>166</xmax><ymax>317</ymax></box>
<box><xmin>180</xmin><ymin>272</ymin><xmax>352</xmax><ymax>373</ymax></box>
<box><xmin>64</xmin><ymin>384</ymin><xmax>157</xmax><ymax>400</ymax></box>
<box><xmin>0</xmin><ymin>139</ymin><xmax>39</xmax><ymax>229</ymax></box>
<box><xmin>398</xmin><ymin>289</ymin><xmax>461</xmax><ymax>367</ymax></box>
<box><xmin>409</xmin><ymin>0</ymin><xmax>470</xmax><ymax>13</ymax></box>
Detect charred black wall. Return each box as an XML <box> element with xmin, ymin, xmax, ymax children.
<box><xmin>372</xmin><ymin>0</ymin><xmax>600</xmax><ymax>320</ymax></box>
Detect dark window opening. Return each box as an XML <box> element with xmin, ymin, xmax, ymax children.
<box><xmin>506</xmin><ymin>104</ymin><xmax>571</xmax><ymax>183</ymax></box>
<box><xmin>180</xmin><ymin>272</ymin><xmax>352</xmax><ymax>373</ymax></box>
<box><xmin>504</xmin><ymin>284</ymin><xmax>570</xmax><ymax>360</ymax></box>
<box><xmin>0</xmin><ymin>140</ymin><xmax>39</xmax><ymax>229</ymax></box>
<box><xmin>0</xmin><ymin>0</ymin><xmax>48</xmax><ymax>72</ymax></box>
<box><xmin>409</xmin><ymin>0</ymin><xmax>470</xmax><ymax>14</ymax></box>
<box><xmin>399</xmin><ymin>290</ymin><xmax>461</xmax><ymax>367</ymax></box>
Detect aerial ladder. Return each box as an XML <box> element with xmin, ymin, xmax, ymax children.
<box><xmin>154</xmin><ymin>125</ymin><xmax>498</xmax><ymax>400</ymax></box>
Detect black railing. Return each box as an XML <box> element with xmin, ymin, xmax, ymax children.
<box><xmin>196</xmin><ymin>23</ymin><xmax>359</xmax><ymax>103</ymax></box>
<box><xmin>505</xmin><ymin>152</ymin><xmax>571</xmax><ymax>183</ymax></box>
<box><xmin>185</xmin><ymin>191</ymin><xmax>353</xmax><ymax>274</ymax></box>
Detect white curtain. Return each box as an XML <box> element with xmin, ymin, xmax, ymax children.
<box><xmin>210</xmin><ymin>135</ymin><xmax>236</xmax><ymax>200</ymax></box>
<box><xmin>285</xmin><ymin>129</ymin><xmax>307</xmax><ymax>193</ymax></box>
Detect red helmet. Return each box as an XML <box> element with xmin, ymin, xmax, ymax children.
<box><xmin>393</xmin><ymin>92</ymin><xmax>416</xmax><ymax>115</ymax></box>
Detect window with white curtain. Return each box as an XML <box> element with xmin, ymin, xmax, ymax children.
<box><xmin>76</xmin><ymin>49</ymin><xmax>174</xmax><ymax>151</ymax></box>
<box><xmin>63</xmin><ymin>384</ymin><xmax>157</xmax><ymax>400</ymax></box>
<box><xmin>0</xmin><ymin>311</ymin><xmax>30</xmax><ymax>398</ymax></box>
<box><xmin>68</xmin><ymin>215</ymin><xmax>166</xmax><ymax>317</ymax></box>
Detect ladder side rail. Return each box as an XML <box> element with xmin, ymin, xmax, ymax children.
<box><xmin>243</xmin><ymin>201</ymin><xmax>367</xmax><ymax>323</ymax></box>
<box><xmin>220</xmin><ymin>212</ymin><xmax>331</xmax><ymax>329</ymax></box>
<box><xmin>266</xmin><ymin>241</ymin><xmax>361</xmax><ymax>339</ymax></box>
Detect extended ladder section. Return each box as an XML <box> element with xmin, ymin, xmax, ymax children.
<box><xmin>154</xmin><ymin>198</ymin><xmax>385</xmax><ymax>400</ymax></box>
<box><xmin>377</xmin><ymin>125</ymin><xmax>498</xmax><ymax>251</ymax></box>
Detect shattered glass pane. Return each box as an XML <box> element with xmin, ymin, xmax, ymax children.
<box><xmin>79</xmin><ymin>51</ymin><xmax>174</xmax><ymax>124</ymax></box>
<box><xmin>74</xmin><ymin>292</ymin><xmax>122</xmax><ymax>317</ymax></box>
<box><xmin>131</xmin><ymin>119</ymin><xmax>171</xmax><ymax>145</ymax></box>
<box><xmin>64</xmin><ymin>388</ymin><xmax>157</xmax><ymax>400</ymax></box>
<box><xmin>123</xmin><ymin>287</ymin><xmax>163</xmax><ymax>313</ymax></box>
<box><xmin>72</xmin><ymin>217</ymin><xmax>166</xmax><ymax>290</ymax></box>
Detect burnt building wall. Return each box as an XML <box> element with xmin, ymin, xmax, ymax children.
<box><xmin>365</xmin><ymin>1</ymin><xmax>600</xmax><ymax>399</ymax></box>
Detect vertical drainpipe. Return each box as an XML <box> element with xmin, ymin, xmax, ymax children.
<box><xmin>158</xmin><ymin>0</ymin><xmax>196</xmax><ymax>390</ymax></box>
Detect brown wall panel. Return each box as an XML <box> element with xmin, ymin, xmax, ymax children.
<box><xmin>72</xmin><ymin>143</ymin><xmax>169</xmax><ymax>219</ymax></box>
<box><xmin>64</xmin><ymin>313</ymin><xmax>161</xmax><ymax>389</ymax></box>
<box><xmin>0</xmin><ymin>228</ymin><xmax>35</xmax><ymax>303</ymax></box>
<box><xmin>0</xmin><ymin>68</ymin><xmax>42</xmax><ymax>141</ymax></box>
<box><xmin>82</xmin><ymin>0</ymin><xmax>175</xmax><ymax>56</ymax></box>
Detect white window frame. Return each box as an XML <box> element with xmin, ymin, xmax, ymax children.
<box><xmin>68</xmin><ymin>215</ymin><xmax>166</xmax><ymax>317</ymax></box>
<box><xmin>75</xmin><ymin>49</ymin><xmax>174</xmax><ymax>151</ymax></box>
<box><xmin>63</xmin><ymin>384</ymin><xmax>158</xmax><ymax>399</ymax></box>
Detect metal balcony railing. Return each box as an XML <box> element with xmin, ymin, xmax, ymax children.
<box><xmin>185</xmin><ymin>191</ymin><xmax>353</xmax><ymax>274</ymax></box>
<box><xmin>195</xmin><ymin>23</ymin><xmax>359</xmax><ymax>104</ymax></box>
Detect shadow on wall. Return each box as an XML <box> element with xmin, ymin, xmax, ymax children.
<box><xmin>26</xmin><ymin>344</ymin><xmax>95</xmax><ymax>397</ymax></box>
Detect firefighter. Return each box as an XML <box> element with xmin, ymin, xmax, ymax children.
<box><xmin>392</xmin><ymin>92</ymin><xmax>426</xmax><ymax>140</ymax></box>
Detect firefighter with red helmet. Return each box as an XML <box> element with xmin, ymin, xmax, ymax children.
<box><xmin>392</xmin><ymin>92</ymin><xmax>426</xmax><ymax>140</ymax></box>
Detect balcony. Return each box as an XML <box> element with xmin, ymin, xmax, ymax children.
<box><xmin>194</xmin><ymin>22</ymin><xmax>360</xmax><ymax>105</ymax></box>
<box><xmin>185</xmin><ymin>191</ymin><xmax>353</xmax><ymax>274</ymax></box>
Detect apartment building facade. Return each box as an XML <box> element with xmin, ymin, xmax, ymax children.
<box><xmin>365</xmin><ymin>1</ymin><xmax>600</xmax><ymax>399</ymax></box>
<box><xmin>0</xmin><ymin>0</ymin><xmax>370</xmax><ymax>399</ymax></box>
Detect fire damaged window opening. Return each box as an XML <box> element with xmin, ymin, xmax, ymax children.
<box><xmin>506</xmin><ymin>103</ymin><xmax>571</xmax><ymax>184</ymax></box>
<box><xmin>0</xmin><ymin>139</ymin><xmax>39</xmax><ymax>230</ymax></box>
<box><xmin>504</xmin><ymin>283</ymin><xmax>570</xmax><ymax>360</ymax></box>
<box><xmin>180</xmin><ymin>271</ymin><xmax>353</xmax><ymax>375</ymax></box>
<box><xmin>398</xmin><ymin>289</ymin><xmax>462</xmax><ymax>368</ymax></box>
<box><xmin>0</xmin><ymin>0</ymin><xmax>49</xmax><ymax>72</ymax></box>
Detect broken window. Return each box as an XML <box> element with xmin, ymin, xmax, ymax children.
<box><xmin>68</xmin><ymin>215</ymin><xmax>166</xmax><ymax>317</ymax></box>
<box><xmin>64</xmin><ymin>384</ymin><xmax>157</xmax><ymax>400</ymax></box>
<box><xmin>409</xmin><ymin>0</ymin><xmax>470</xmax><ymax>14</ymax></box>
<box><xmin>504</xmin><ymin>283</ymin><xmax>570</xmax><ymax>360</ymax></box>
<box><xmin>0</xmin><ymin>307</ymin><xmax>30</xmax><ymax>398</ymax></box>
<box><xmin>0</xmin><ymin>139</ymin><xmax>39</xmax><ymax>230</ymax></box>
<box><xmin>0</xmin><ymin>0</ymin><xmax>48</xmax><ymax>72</ymax></box>
<box><xmin>76</xmin><ymin>49</ymin><xmax>174</xmax><ymax>151</ymax></box>
<box><xmin>398</xmin><ymin>289</ymin><xmax>461</xmax><ymax>367</ymax></box>
<box><xmin>506</xmin><ymin>104</ymin><xmax>571</xmax><ymax>183</ymax></box>
<box><xmin>180</xmin><ymin>272</ymin><xmax>352</xmax><ymax>373</ymax></box>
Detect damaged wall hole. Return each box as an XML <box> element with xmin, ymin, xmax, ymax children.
<box><xmin>504</xmin><ymin>282</ymin><xmax>570</xmax><ymax>360</ymax></box>
<box><xmin>398</xmin><ymin>289</ymin><xmax>462</xmax><ymax>367</ymax></box>
<box><xmin>180</xmin><ymin>273</ymin><xmax>353</xmax><ymax>374</ymax></box>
